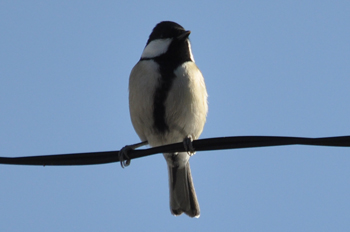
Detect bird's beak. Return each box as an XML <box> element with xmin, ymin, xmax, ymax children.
<box><xmin>177</xmin><ymin>30</ymin><xmax>191</xmax><ymax>40</ymax></box>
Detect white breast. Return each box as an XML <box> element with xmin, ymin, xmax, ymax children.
<box><xmin>164</xmin><ymin>61</ymin><xmax>208</xmax><ymax>144</ymax></box>
<box><xmin>129</xmin><ymin>60</ymin><xmax>208</xmax><ymax>147</ymax></box>
<box><xmin>129</xmin><ymin>60</ymin><xmax>160</xmax><ymax>142</ymax></box>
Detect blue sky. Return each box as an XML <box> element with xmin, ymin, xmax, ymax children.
<box><xmin>1</xmin><ymin>1</ymin><xmax>350</xmax><ymax>231</ymax></box>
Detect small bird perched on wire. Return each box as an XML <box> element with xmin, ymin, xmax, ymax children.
<box><xmin>121</xmin><ymin>21</ymin><xmax>208</xmax><ymax>218</ymax></box>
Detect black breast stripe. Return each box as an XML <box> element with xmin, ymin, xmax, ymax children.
<box><xmin>140</xmin><ymin>40</ymin><xmax>192</xmax><ymax>134</ymax></box>
<box><xmin>152</xmin><ymin>60</ymin><xmax>176</xmax><ymax>133</ymax></box>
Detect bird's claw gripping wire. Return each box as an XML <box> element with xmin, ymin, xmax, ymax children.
<box><xmin>118</xmin><ymin>146</ymin><xmax>132</xmax><ymax>168</ymax></box>
<box><xmin>118</xmin><ymin>141</ymin><xmax>148</xmax><ymax>168</ymax></box>
<box><xmin>183</xmin><ymin>135</ymin><xmax>196</xmax><ymax>156</ymax></box>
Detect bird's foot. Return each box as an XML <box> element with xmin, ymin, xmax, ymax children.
<box><xmin>118</xmin><ymin>141</ymin><xmax>148</xmax><ymax>168</ymax></box>
<box><xmin>183</xmin><ymin>135</ymin><xmax>196</xmax><ymax>156</ymax></box>
<box><xmin>118</xmin><ymin>146</ymin><xmax>132</xmax><ymax>168</ymax></box>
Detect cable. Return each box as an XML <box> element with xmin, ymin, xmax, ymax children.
<box><xmin>0</xmin><ymin>135</ymin><xmax>349</xmax><ymax>166</ymax></box>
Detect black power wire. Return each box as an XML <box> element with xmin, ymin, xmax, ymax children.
<box><xmin>0</xmin><ymin>135</ymin><xmax>349</xmax><ymax>166</ymax></box>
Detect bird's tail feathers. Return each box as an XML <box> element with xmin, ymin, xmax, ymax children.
<box><xmin>167</xmin><ymin>160</ymin><xmax>200</xmax><ymax>218</ymax></box>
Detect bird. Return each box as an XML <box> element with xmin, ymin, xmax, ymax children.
<box><xmin>126</xmin><ymin>21</ymin><xmax>208</xmax><ymax>218</ymax></box>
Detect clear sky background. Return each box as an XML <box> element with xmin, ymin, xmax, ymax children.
<box><xmin>1</xmin><ymin>1</ymin><xmax>350</xmax><ymax>231</ymax></box>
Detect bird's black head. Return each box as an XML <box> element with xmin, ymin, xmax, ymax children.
<box><xmin>147</xmin><ymin>21</ymin><xmax>190</xmax><ymax>45</ymax></box>
<box><xmin>141</xmin><ymin>21</ymin><xmax>193</xmax><ymax>62</ymax></box>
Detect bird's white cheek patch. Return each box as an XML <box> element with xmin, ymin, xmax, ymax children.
<box><xmin>187</xmin><ymin>40</ymin><xmax>195</xmax><ymax>62</ymax></box>
<box><xmin>141</xmin><ymin>38</ymin><xmax>172</xmax><ymax>59</ymax></box>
